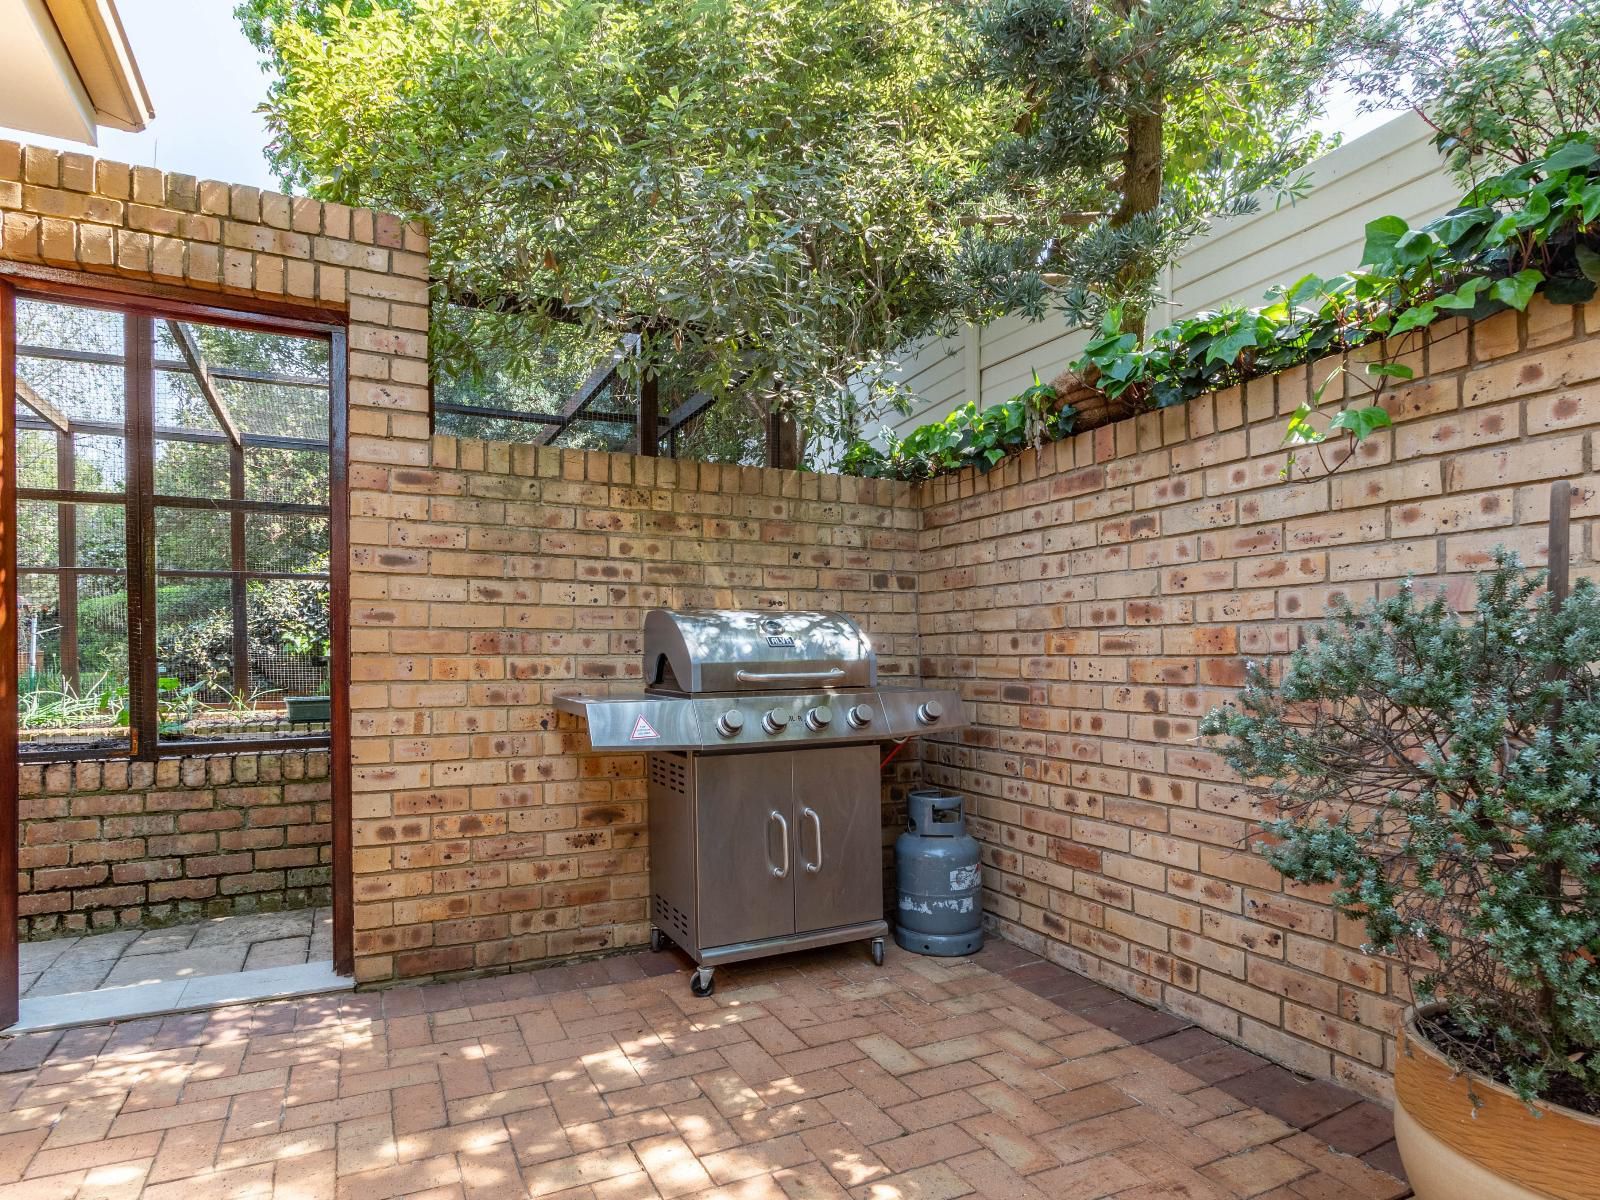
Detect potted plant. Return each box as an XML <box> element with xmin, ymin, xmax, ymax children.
<box><xmin>1201</xmin><ymin>551</ymin><xmax>1600</xmax><ymax>1200</ymax></box>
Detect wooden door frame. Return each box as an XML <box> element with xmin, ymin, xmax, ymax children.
<box><xmin>0</xmin><ymin>275</ymin><xmax>355</xmax><ymax>1023</ymax></box>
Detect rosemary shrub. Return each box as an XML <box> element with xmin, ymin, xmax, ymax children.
<box><xmin>1201</xmin><ymin>553</ymin><xmax>1600</xmax><ymax>1107</ymax></box>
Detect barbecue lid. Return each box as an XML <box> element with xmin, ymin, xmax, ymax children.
<box><xmin>644</xmin><ymin>608</ymin><xmax>877</xmax><ymax>694</ymax></box>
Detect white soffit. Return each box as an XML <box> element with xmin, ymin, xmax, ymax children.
<box><xmin>0</xmin><ymin>0</ymin><xmax>153</xmax><ymax>145</ymax></box>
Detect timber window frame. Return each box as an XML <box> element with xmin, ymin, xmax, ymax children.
<box><xmin>4</xmin><ymin>281</ymin><xmax>348</xmax><ymax>763</ymax></box>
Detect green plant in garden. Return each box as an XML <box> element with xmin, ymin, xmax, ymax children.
<box><xmin>845</xmin><ymin>136</ymin><xmax>1600</xmax><ymax>481</ymax></box>
<box><xmin>840</xmin><ymin>373</ymin><xmax>1073</xmax><ymax>481</ymax></box>
<box><xmin>1341</xmin><ymin>0</ymin><xmax>1600</xmax><ymax>183</ymax></box>
<box><xmin>1200</xmin><ymin>554</ymin><xmax>1600</xmax><ymax>1111</ymax></box>
<box><xmin>238</xmin><ymin>0</ymin><xmax>1006</xmax><ymax>456</ymax></box>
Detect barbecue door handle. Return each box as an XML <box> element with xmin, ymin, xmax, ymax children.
<box><xmin>801</xmin><ymin>806</ymin><xmax>822</xmax><ymax>873</ymax></box>
<box><xmin>735</xmin><ymin>667</ymin><xmax>846</xmax><ymax>684</ymax></box>
<box><xmin>769</xmin><ymin>810</ymin><xmax>790</xmax><ymax>878</ymax></box>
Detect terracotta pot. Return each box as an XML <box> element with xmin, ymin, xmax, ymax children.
<box><xmin>1394</xmin><ymin>1004</ymin><xmax>1600</xmax><ymax>1199</ymax></box>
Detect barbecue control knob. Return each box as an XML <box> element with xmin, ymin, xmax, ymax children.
<box><xmin>762</xmin><ymin>708</ymin><xmax>791</xmax><ymax>734</ymax></box>
<box><xmin>716</xmin><ymin>710</ymin><xmax>745</xmax><ymax>738</ymax></box>
<box><xmin>804</xmin><ymin>705</ymin><xmax>833</xmax><ymax>731</ymax></box>
<box><xmin>846</xmin><ymin>703</ymin><xmax>875</xmax><ymax>729</ymax></box>
<box><xmin>916</xmin><ymin>699</ymin><xmax>944</xmax><ymax>725</ymax></box>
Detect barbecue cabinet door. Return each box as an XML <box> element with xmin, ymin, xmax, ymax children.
<box><xmin>694</xmin><ymin>752</ymin><xmax>798</xmax><ymax>948</ymax></box>
<box><xmin>792</xmin><ymin>746</ymin><xmax>883</xmax><ymax>932</ymax></box>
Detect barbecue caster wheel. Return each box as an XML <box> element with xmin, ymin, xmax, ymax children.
<box><xmin>690</xmin><ymin>968</ymin><xmax>715</xmax><ymax>997</ymax></box>
<box><xmin>871</xmin><ymin>938</ymin><xmax>885</xmax><ymax>967</ymax></box>
<box><xmin>650</xmin><ymin>927</ymin><xmax>667</xmax><ymax>952</ymax></box>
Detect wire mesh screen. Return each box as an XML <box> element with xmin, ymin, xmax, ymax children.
<box><xmin>12</xmin><ymin>296</ymin><xmax>333</xmax><ymax>754</ymax></box>
<box><xmin>433</xmin><ymin>319</ymin><xmax>642</xmax><ymax>450</ymax></box>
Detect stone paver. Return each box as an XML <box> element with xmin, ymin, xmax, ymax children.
<box><xmin>0</xmin><ymin>940</ymin><xmax>1411</xmax><ymax>1198</ymax></box>
<box><xmin>20</xmin><ymin>909</ymin><xmax>333</xmax><ymax>999</ymax></box>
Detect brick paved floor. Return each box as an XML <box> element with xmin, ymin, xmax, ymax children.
<box><xmin>0</xmin><ymin>938</ymin><xmax>1410</xmax><ymax>1199</ymax></box>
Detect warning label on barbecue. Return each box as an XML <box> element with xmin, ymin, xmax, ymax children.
<box><xmin>629</xmin><ymin>716</ymin><xmax>660</xmax><ymax>741</ymax></box>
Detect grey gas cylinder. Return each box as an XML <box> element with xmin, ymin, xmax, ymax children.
<box><xmin>894</xmin><ymin>788</ymin><xmax>983</xmax><ymax>956</ymax></box>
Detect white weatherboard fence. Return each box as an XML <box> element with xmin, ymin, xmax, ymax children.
<box><xmin>875</xmin><ymin>112</ymin><xmax>1459</xmax><ymax>443</ymax></box>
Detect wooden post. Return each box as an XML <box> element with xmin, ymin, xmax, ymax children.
<box><xmin>124</xmin><ymin>314</ymin><xmax>158</xmax><ymax>760</ymax></box>
<box><xmin>638</xmin><ymin>372</ymin><xmax>659</xmax><ymax>458</ymax></box>
<box><xmin>1549</xmin><ymin>479</ymin><xmax>1571</xmax><ymax>607</ymax></box>
<box><xmin>230</xmin><ymin>443</ymin><xmax>249</xmax><ymax>703</ymax></box>
<box><xmin>766</xmin><ymin>406</ymin><xmax>801</xmax><ymax>471</ymax></box>
<box><xmin>0</xmin><ymin>280</ymin><xmax>21</xmax><ymax>1028</ymax></box>
<box><xmin>55</xmin><ymin>431</ymin><xmax>77</xmax><ymax>692</ymax></box>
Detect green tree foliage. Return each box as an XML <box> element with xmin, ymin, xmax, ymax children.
<box><xmin>238</xmin><ymin>0</ymin><xmax>1008</xmax><ymax>452</ymax></box>
<box><xmin>1200</xmin><ymin>554</ymin><xmax>1600</xmax><ymax>1109</ymax></box>
<box><xmin>955</xmin><ymin>0</ymin><xmax>1360</xmax><ymax>331</ymax></box>
<box><xmin>1342</xmin><ymin>0</ymin><xmax>1600</xmax><ymax>183</ymax></box>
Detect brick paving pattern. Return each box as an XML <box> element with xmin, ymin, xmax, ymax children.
<box><xmin>0</xmin><ymin>940</ymin><xmax>1408</xmax><ymax>1198</ymax></box>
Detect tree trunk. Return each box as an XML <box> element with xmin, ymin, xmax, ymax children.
<box><xmin>766</xmin><ymin>405</ymin><xmax>802</xmax><ymax>470</ymax></box>
<box><xmin>1112</xmin><ymin>102</ymin><xmax>1164</xmax><ymax>337</ymax></box>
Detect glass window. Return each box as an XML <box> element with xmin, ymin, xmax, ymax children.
<box><xmin>9</xmin><ymin>294</ymin><xmax>336</xmax><ymax>756</ymax></box>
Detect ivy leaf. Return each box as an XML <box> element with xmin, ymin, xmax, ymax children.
<box><xmin>1490</xmin><ymin>268</ymin><xmax>1544</xmax><ymax>311</ymax></box>
<box><xmin>1391</xmin><ymin>305</ymin><xmax>1437</xmax><ymax>334</ymax></box>
<box><xmin>1362</xmin><ymin>215</ymin><xmax>1410</xmax><ymax>266</ymax></box>
<box><xmin>1366</xmin><ymin>362</ymin><xmax>1414</xmax><ymax>381</ymax></box>
<box><xmin>1541</xmin><ymin>140</ymin><xmax>1599</xmax><ymax>173</ymax></box>
<box><xmin>1393</xmin><ymin>229</ymin><xmax>1437</xmax><ymax>266</ymax></box>
<box><xmin>1282</xmin><ymin>403</ymin><xmax>1325</xmax><ymax>446</ymax></box>
<box><xmin>1327</xmin><ymin>406</ymin><xmax>1393</xmax><ymax>440</ymax></box>
<box><xmin>1434</xmin><ymin>276</ymin><xmax>1492</xmax><ymax>310</ymax></box>
<box><xmin>1207</xmin><ymin>317</ymin><xmax>1263</xmax><ymax>365</ymax></box>
<box><xmin>1577</xmin><ymin>244</ymin><xmax>1600</xmax><ymax>284</ymax></box>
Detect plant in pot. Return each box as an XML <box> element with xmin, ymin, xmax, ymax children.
<box><xmin>1200</xmin><ymin>550</ymin><xmax>1600</xmax><ymax>1200</ymax></box>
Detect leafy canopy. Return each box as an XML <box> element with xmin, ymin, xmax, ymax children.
<box><xmin>1341</xmin><ymin>0</ymin><xmax>1600</xmax><ymax>183</ymax></box>
<box><xmin>1201</xmin><ymin>555</ymin><xmax>1600</xmax><ymax>1109</ymax></box>
<box><xmin>238</xmin><ymin>0</ymin><xmax>1008</xmax><ymax>448</ymax></box>
<box><xmin>953</xmin><ymin>0</ymin><xmax>1360</xmax><ymax>330</ymax></box>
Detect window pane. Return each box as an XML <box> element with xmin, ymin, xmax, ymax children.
<box><xmin>155</xmin><ymin>576</ymin><xmax>236</xmax><ymax>711</ymax></box>
<box><xmin>69</xmin><ymin>434</ymin><xmax>127</xmax><ymax>494</ymax></box>
<box><xmin>249</xmin><ymin>579</ymin><xmax>331</xmax><ymax>705</ymax></box>
<box><xmin>16</xmin><ymin>299</ymin><xmax>125</xmax><ymax>428</ymax></box>
<box><xmin>245</xmin><ymin>446</ymin><xmax>328</xmax><ymax>504</ymax></box>
<box><xmin>247</xmin><ymin>512</ymin><xmax>329</xmax><ymax>575</ymax></box>
<box><xmin>18</xmin><ymin>501</ymin><xmax>125</xmax><ymax>569</ymax></box>
<box><xmin>171</xmin><ymin>321</ymin><xmax>329</xmax><ymax>441</ymax></box>
<box><xmin>18</xmin><ymin>570</ymin><xmax>130</xmax><ymax>754</ymax></box>
<box><xmin>154</xmin><ymin>438</ymin><xmax>231</xmax><ymax>499</ymax></box>
<box><xmin>156</xmin><ymin>507</ymin><xmax>230</xmax><ymax>572</ymax></box>
<box><xmin>17</xmin><ymin>430</ymin><xmax>56</xmax><ymax>489</ymax></box>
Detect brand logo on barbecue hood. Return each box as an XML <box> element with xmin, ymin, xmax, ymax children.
<box><xmin>629</xmin><ymin>716</ymin><xmax>660</xmax><ymax>741</ymax></box>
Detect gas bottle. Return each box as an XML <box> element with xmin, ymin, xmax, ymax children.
<box><xmin>894</xmin><ymin>788</ymin><xmax>983</xmax><ymax>956</ymax></box>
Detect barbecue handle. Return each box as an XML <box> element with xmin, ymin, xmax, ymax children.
<box><xmin>801</xmin><ymin>807</ymin><xmax>822</xmax><ymax>874</ymax></box>
<box><xmin>769</xmin><ymin>811</ymin><xmax>790</xmax><ymax>878</ymax></box>
<box><xmin>735</xmin><ymin>667</ymin><xmax>846</xmax><ymax>684</ymax></box>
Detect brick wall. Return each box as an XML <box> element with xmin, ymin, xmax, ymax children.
<box><xmin>347</xmin><ymin>439</ymin><xmax>921</xmax><ymax>984</ymax></box>
<box><xmin>916</xmin><ymin>298</ymin><xmax>1600</xmax><ymax>1101</ymax></box>
<box><xmin>2</xmin><ymin>141</ymin><xmax>424</xmax><ymax>952</ymax></box>
<box><xmin>12</xmin><ymin>137</ymin><xmax>1600</xmax><ymax>1100</ymax></box>
<box><xmin>18</xmin><ymin>749</ymin><xmax>331</xmax><ymax>938</ymax></box>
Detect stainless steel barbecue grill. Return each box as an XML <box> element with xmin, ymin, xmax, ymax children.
<box><xmin>556</xmin><ymin>608</ymin><xmax>966</xmax><ymax>995</ymax></box>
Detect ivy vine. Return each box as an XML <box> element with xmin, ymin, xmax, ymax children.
<box><xmin>844</xmin><ymin>136</ymin><xmax>1600</xmax><ymax>482</ymax></box>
